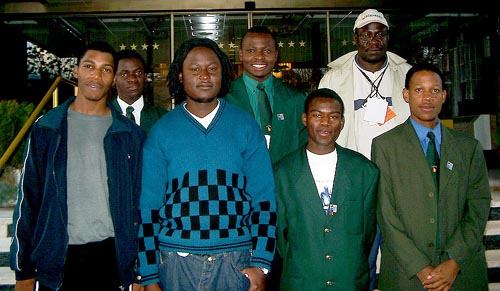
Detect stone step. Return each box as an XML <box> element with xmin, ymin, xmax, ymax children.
<box><xmin>0</xmin><ymin>267</ymin><xmax>14</xmax><ymax>286</ymax></box>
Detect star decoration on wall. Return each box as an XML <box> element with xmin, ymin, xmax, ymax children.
<box><xmin>119</xmin><ymin>44</ymin><xmax>126</xmax><ymax>50</ymax></box>
<box><xmin>278</xmin><ymin>41</ymin><xmax>284</xmax><ymax>48</ymax></box>
<box><xmin>130</xmin><ymin>44</ymin><xmax>138</xmax><ymax>50</ymax></box>
<box><xmin>141</xmin><ymin>44</ymin><xmax>148</xmax><ymax>50</ymax></box>
<box><xmin>228</xmin><ymin>42</ymin><xmax>237</xmax><ymax>49</ymax></box>
<box><xmin>288</xmin><ymin>41</ymin><xmax>295</xmax><ymax>47</ymax></box>
<box><xmin>218</xmin><ymin>43</ymin><xmax>225</xmax><ymax>48</ymax></box>
<box><xmin>341</xmin><ymin>39</ymin><xmax>348</xmax><ymax>46</ymax></box>
<box><xmin>352</xmin><ymin>40</ymin><xmax>356</xmax><ymax>45</ymax></box>
<box><xmin>153</xmin><ymin>43</ymin><xmax>160</xmax><ymax>50</ymax></box>
<box><xmin>299</xmin><ymin>41</ymin><xmax>306</xmax><ymax>47</ymax></box>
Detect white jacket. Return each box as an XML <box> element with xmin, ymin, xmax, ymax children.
<box><xmin>318</xmin><ymin>51</ymin><xmax>412</xmax><ymax>157</ymax></box>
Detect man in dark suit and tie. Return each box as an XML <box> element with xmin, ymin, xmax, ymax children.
<box><xmin>225</xmin><ymin>25</ymin><xmax>307</xmax><ymax>164</ymax></box>
<box><xmin>112</xmin><ymin>49</ymin><xmax>167</xmax><ymax>134</ymax></box>
<box><xmin>372</xmin><ymin>63</ymin><xmax>491</xmax><ymax>291</ymax></box>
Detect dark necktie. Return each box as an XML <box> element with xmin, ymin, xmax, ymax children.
<box><xmin>426</xmin><ymin>131</ymin><xmax>441</xmax><ymax>259</ymax></box>
<box><xmin>426</xmin><ymin>131</ymin><xmax>439</xmax><ymax>187</ymax></box>
<box><xmin>257</xmin><ymin>83</ymin><xmax>272</xmax><ymax>134</ymax></box>
<box><xmin>126</xmin><ymin>106</ymin><xmax>136</xmax><ymax>123</ymax></box>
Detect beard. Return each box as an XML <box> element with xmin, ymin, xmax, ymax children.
<box><xmin>187</xmin><ymin>95</ymin><xmax>217</xmax><ymax>104</ymax></box>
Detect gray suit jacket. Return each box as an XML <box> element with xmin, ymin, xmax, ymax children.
<box><xmin>372</xmin><ymin>118</ymin><xmax>491</xmax><ymax>291</ymax></box>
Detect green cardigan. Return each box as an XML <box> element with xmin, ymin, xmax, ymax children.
<box><xmin>274</xmin><ymin>144</ymin><xmax>379</xmax><ymax>291</ymax></box>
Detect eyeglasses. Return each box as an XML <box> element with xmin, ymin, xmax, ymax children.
<box><xmin>356</xmin><ymin>31</ymin><xmax>388</xmax><ymax>43</ymax></box>
<box><xmin>119</xmin><ymin>70</ymin><xmax>144</xmax><ymax>80</ymax></box>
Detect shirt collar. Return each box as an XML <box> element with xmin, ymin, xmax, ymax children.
<box><xmin>116</xmin><ymin>96</ymin><xmax>144</xmax><ymax>114</ymax></box>
<box><xmin>410</xmin><ymin>117</ymin><xmax>442</xmax><ymax>145</ymax></box>
<box><xmin>242</xmin><ymin>72</ymin><xmax>274</xmax><ymax>93</ymax></box>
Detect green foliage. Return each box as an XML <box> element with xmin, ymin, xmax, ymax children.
<box><xmin>0</xmin><ymin>100</ymin><xmax>34</xmax><ymax>169</ymax></box>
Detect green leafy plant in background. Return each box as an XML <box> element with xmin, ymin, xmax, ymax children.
<box><xmin>0</xmin><ymin>100</ymin><xmax>34</xmax><ymax>207</ymax></box>
<box><xmin>0</xmin><ymin>100</ymin><xmax>34</xmax><ymax>169</ymax></box>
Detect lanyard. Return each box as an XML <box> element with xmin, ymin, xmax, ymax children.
<box><xmin>357</xmin><ymin>65</ymin><xmax>389</xmax><ymax>106</ymax></box>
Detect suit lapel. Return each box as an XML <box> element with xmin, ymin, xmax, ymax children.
<box><xmin>331</xmin><ymin>146</ymin><xmax>349</xmax><ymax>208</ymax></box>
<box><xmin>296</xmin><ymin>148</ymin><xmax>330</xmax><ymax>219</ymax></box>
<box><xmin>230</xmin><ymin>78</ymin><xmax>255</xmax><ymax>117</ymax></box>
<box><xmin>438</xmin><ymin>126</ymin><xmax>458</xmax><ymax>193</ymax></box>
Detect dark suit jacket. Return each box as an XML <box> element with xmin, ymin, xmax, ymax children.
<box><xmin>225</xmin><ymin>76</ymin><xmax>307</xmax><ymax>164</ymax></box>
<box><xmin>112</xmin><ymin>98</ymin><xmax>167</xmax><ymax>134</ymax></box>
<box><xmin>372</xmin><ymin>118</ymin><xmax>491</xmax><ymax>291</ymax></box>
<box><xmin>274</xmin><ymin>144</ymin><xmax>379</xmax><ymax>291</ymax></box>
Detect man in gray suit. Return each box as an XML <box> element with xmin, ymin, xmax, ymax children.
<box><xmin>372</xmin><ymin>63</ymin><xmax>491</xmax><ymax>291</ymax></box>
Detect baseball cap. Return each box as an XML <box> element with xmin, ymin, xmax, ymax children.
<box><xmin>353</xmin><ymin>9</ymin><xmax>389</xmax><ymax>31</ymax></box>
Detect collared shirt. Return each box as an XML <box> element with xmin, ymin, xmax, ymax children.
<box><xmin>242</xmin><ymin>73</ymin><xmax>274</xmax><ymax>124</ymax></box>
<box><xmin>410</xmin><ymin>117</ymin><xmax>442</xmax><ymax>157</ymax></box>
<box><xmin>116</xmin><ymin>96</ymin><xmax>144</xmax><ymax>126</ymax></box>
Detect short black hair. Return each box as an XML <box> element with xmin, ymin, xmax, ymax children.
<box><xmin>304</xmin><ymin>88</ymin><xmax>344</xmax><ymax>116</ymax></box>
<box><xmin>240</xmin><ymin>25</ymin><xmax>278</xmax><ymax>50</ymax></box>
<box><xmin>115</xmin><ymin>49</ymin><xmax>146</xmax><ymax>70</ymax></box>
<box><xmin>78</xmin><ymin>41</ymin><xmax>116</xmax><ymax>65</ymax></box>
<box><xmin>405</xmin><ymin>62</ymin><xmax>444</xmax><ymax>89</ymax></box>
<box><xmin>167</xmin><ymin>37</ymin><xmax>233</xmax><ymax>104</ymax></box>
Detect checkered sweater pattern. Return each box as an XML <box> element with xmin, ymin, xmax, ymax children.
<box><xmin>138</xmin><ymin>100</ymin><xmax>277</xmax><ymax>286</ymax></box>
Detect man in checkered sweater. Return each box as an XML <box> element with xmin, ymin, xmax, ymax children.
<box><xmin>137</xmin><ymin>38</ymin><xmax>276</xmax><ymax>291</ymax></box>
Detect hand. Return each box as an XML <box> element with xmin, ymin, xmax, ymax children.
<box><xmin>241</xmin><ymin>267</ymin><xmax>266</xmax><ymax>291</ymax></box>
<box><xmin>15</xmin><ymin>278</ymin><xmax>35</xmax><ymax>291</ymax></box>
<box><xmin>144</xmin><ymin>283</ymin><xmax>163</xmax><ymax>291</ymax></box>
<box><xmin>132</xmin><ymin>282</ymin><xmax>144</xmax><ymax>291</ymax></box>
<box><xmin>416</xmin><ymin>265</ymin><xmax>434</xmax><ymax>284</ymax></box>
<box><xmin>423</xmin><ymin>259</ymin><xmax>459</xmax><ymax>291</ymax></box>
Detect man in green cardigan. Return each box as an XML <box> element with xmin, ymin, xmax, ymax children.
<box><xmin>225</xmin><ymin>25</ymin><xmax>307</xmax><ymax>164</ymax></box>
<box><xmin>274</xmin><ymin>88</ymin><xmax>379</xmax><ymax>291</ymax></box>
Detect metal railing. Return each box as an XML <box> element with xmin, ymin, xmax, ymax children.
<box><xmin>0</xmin><ymin>76</ymin><xmax>78</xmax><ymax>170</ymax></box>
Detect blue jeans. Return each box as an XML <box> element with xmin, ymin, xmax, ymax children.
<box><xmin>369</xmin><ymin>226</ymin><xmax>382</xmax><ymax>291</ymax></box>
<box><xmin>158</xmin><ymin>250</ymin><xmax>251</xmax><ymax>291</ymax></box>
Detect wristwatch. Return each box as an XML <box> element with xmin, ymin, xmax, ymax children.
<box><xmin>260</xmin><ymin>267</ymin><xmax>269</xmax><ymax>276</ymax></box>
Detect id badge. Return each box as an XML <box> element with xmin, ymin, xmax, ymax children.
<box><xmin>328</xmin><ymin>204</ymin><xmax>337</xmax><ymax>216</ymax></box>
<box><xmin>363</xmin><ymin>98</ymin><xmax>388</xmax><ymax>124</ymax></box>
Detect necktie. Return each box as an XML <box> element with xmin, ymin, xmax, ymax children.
<box><xmin>426</xmin><ymin>131</ymin><xmax>439</xmax><ymax>187</ymax></box>
<box><xmin>426</xmin><ymin>131</ymin><xmax>441</xmax><ymax>259</ymax></box>
<box><xmin>126</xmin><ymin>106</ymin><xmax>136</xmax><ymax>123</ymax></box>
<box><xmin>257</xmin><ymin>83</ymin><xmax>272</xmax><ymax>134</ymax></box>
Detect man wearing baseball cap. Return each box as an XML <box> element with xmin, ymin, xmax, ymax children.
<box><xmin>318</xmin><ymin>8</ymin><xmax>412</xmax><ymax>291</ymax></box>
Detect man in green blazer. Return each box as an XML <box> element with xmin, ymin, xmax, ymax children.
<box><xmin>112</xmin><ymin>49</ymin><xmax>167</xmax><ymax>134</ymax></box>
<box><xmin>225</xmin><ymin>25</ymin><xmax>307</xmax><ymax>164</ymax></box>
<box><xmin>274</xmin><ymin>88</ymin><xmax>379</xmax><ymax>291</ymax></box>
<box><xmin>372</xmin><ymin>63</ymin><xmax>491</xmax><ymax>291</ymax></box>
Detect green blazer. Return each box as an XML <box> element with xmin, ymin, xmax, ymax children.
<box><xmin>274</xmin><ymin>144</ymin><xmax>379</xmax><ymax>291</ymax></box>
<box><xmin>225</xmin><ymin>76</ymin><xmax>307</xmax><ymax>164</ymax></box>
<box><xmin>111</xmin><ymin>98</ymin><xmax>167</xmax><ymax>134</ymax></box>
<box><xmin>372</xmin><ymin>119</ymin><xmax>491</xmax><ymax>291</ymax></box>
